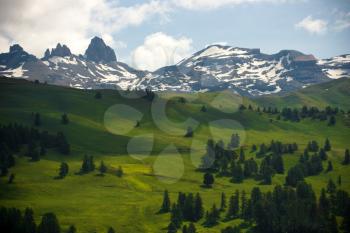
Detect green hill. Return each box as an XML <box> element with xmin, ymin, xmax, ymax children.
<box><xmin>0</xmin><ymin>78</ymin><xmax>349</xmax><ymax>233</ymax></box>
<box><xmin>254</xmin><ymin>77</ymin><xmax>350</xmax><ymax>109</ymax></box>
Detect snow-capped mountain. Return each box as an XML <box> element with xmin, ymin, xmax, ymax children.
<box><xmin>0</xmin><ymin>38</ymin><xmax>349</xmax><ymax>96</ymax></box>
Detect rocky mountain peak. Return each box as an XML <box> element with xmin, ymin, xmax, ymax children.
<box><xmin>85</xmin><ymin>36</ymin><xmax>117</xmax><ymax>63</ymax></box>
<box><xmin>9</xmin><ymin>44</ymin><xmax>24</xmax><ymax>53</ymax></box>
<box><xmin>43</xmin><ymin>43</ymin><xmax>72</xmax><ymax>59</ymax></box>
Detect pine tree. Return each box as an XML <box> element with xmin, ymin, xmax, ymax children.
<box><xmin>200</xmin><ymin>105</ymin><xmax>207</xmax><ymax>112</ymax></box>
<box><xmin>160</xmin><ymin>190</ymin><xmax>171</xmax><ymax>213</ymax></box>
<box><xmin>182</xmin><ymin>225</ymin><xmax>188</xmax><ymax>233</ymax></box>
<box><xmin>220</xmin><ymin>192</ymin><xmax>226</xmax><ymax>211</ymax></box>
<box><xmin>193</xmin><ymin>193</ymin><xmax>204</xmax><ymax>221</ymax></box>
<box><xmin>324</xmin><ymin>138</ymin><xmax>331</xmax><ymax>151</ymax></box>
<box><xmin>285</xmin><ymin>165</ymin><xmax>304</xmax><ymax>187</ymax></box>
<box><xmin>319</xmin><ymin>188</ymin><xmax>330</xmax><ymax>218</ymax></box>
<box><xmin>116</xmin><ymin>166</ymin><xmax>123</xmax><ymax>177</ymax></box>
<box><xmin>37</xmin><ymin>212</ymin><xmax>60</xmax><ymax>233</ymax></box>
<box><xmin>203</xmin><ymin>172</ymin><xmax>214</xmax><ymax>188</ymax></box>
<box><xmin>58</xmin><ymin>162</ymin><xmax>69</xmax><ymax>178</ymax></box>
<box><xmin>99</xmin><ymin>161</ymin><xmax>107</xmax><ymax>175</ymax></box>
<box><xmin>327</xmin><ymin>161</ymin><xmax>333</xmax><ymax>172</ymax></box>
<box><xmin>338</xmin><ymin>175</ymin><xmax>342</xmax><ymax>186</ymax></box>
<box><xmin>319</xmin><ymin>148</ymin><xmax>328</xmax><ymax>160</ymax></box>
<box><xmin>328</xmin><ymin>215</ymin><xmax>339</xmax><ymax>233</ymax></box>
<box><xmin>226</xmin><ymin>191</ymin><xmax>239</xmax><ymax>219</ymax></box>
<box><xmin>327</xmin><ymin>179</ymin><xmax>336</xmax><ymax>194</ymax></box>
<box><xmin>34</xmin><ymin>113</ymin><xmax>41</xmax><ymax>126</ymax></box>
<box><xmin>8</xmin><ymin>173</ymin><xmax>15</xmax><ymax>184</ymax></box>
<box><xmin>343</xmin><ymin>149</ymin><xmax>350</xmax><ymax>165</ymax></box>
<box><xmin>272</xmin><ymin>153</ymin><xmax>284</xmax><ymax>174</ymax></box>
<box><xmin>23</xmin><ymin>208</ymin><xmax>36</xmax><ymax>233</ymax></box>
<box><xmin>107</xmin><ymin>227</ymin><xmax>115</xmax><ymax>233</ymax></box>
<box><xmin>184</xmin><ymin>127</ymin><xmax>193</xmax><ymax>138</ymax></box>
<box><xmin>205</xmin><ymin>204</ymin><xmax>220</xmax><ymax>226</ymax></box>
<box><xmin>328</xmin><ymin>115</ymin><xmax>336</xmax><ymax>126</ymax></box>
<box><xmin>170</xmin><ymin>204</ymin><xmax>183</xmax><ymax>229</ymax></box>
<box><xmin>231</xmin><ymin>162</ymin><xmax>244</xmax><ymax>183</ymax></box>
<box><xmin>241</xmin><ymin>190</ymin><xmax>247</xmax><ymax>219</ymax></box>
<box><xmin>167</xmin><ymin>222</ymin><xmax>177</xmax><ymax>233</ymax></box>
<box><xmin>61</xmin><ymin>113</ymin><xmax>69</xmax><ymax>125</ymax></box>
<box><xmin>187</xmin><ymin>223</ymin><xmax>196</xmax><ymax>233</ymax></box>
<box><xmin>238</xmin><ymin>147</ymin><xmax>245</xmax><ymax>163</ymax></box>
<box><xmin>67</xmin><ymin>225</ymin><xmax>76</xmax><ymax>233</ymax></box>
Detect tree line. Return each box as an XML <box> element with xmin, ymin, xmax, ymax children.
<box><xmin>161</xmin><ymin>181</ymin><xmax>350</xmax><ymax>233</ymax></box>
<box><xmin>0</xmin><ymin>123</ymin><xmax>70</xmax><ymax>177</ymax></box>
<box><xmin>0</xmin><ymin>206</ymin><xmax>117</xmax><ymax>233</ymax></box>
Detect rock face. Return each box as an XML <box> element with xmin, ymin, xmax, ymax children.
<box><xmin>0</xmin><ymin>44</ymin><xmax>37</xmax><ymax>69</ymax></box>
<box><xmin>84</xmin><ymin>37</ymin><xmax>117</xmax><ymax>63</ymax></box>
<box><xmin>0</xmin><ymin>39</ymin><xmax>349</xmax><ymax>96</ymax></box>
<box><xmin>43</xmin><ymin>43</ymin><xmax>72</xmax><ymax>60</ymax></box>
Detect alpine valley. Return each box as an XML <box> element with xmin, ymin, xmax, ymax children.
<box><xmin>0</xmin><ymin>36</ymin><xmax>349</xmax><ymax>96</ymax></box>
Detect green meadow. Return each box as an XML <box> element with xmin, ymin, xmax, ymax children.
<box><xmin>0</xmin><ymin>78</ymin><xmax>349</xmax><ymax>233</ymax></box>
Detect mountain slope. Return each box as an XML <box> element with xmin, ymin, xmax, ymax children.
<box><xmin>0</xmin><ymin>39</ymin><xmax>349</xmax><ymax>96</ymax></box>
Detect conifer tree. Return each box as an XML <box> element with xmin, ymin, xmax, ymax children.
<box><xmin>95</xmin><ymin>91</ymin><xmax>102</xmax><ymax>99</ymax></box>
<box><xmin>160</xmin><ymin>190</ymin><xmax>171</xmax><ymax>213</ymax></box>
<box><xmin>37</xmin><ymin>213</ymin><xmax>60</xmax><ymax>233</ymax></box>
<box><xmin>23</xmin><ymin>208</ymin><xmax>36</xmax><ymax>233</ymax></box>
<box><xmin>184</xmin><ymin>127</ymin><xmax>193</xmax><ymax>138</ymax></box>
<box><xmin>328</xmin><ymin>115</ymin><xmax>336</xmax><ymax>126</ymax></box>
<box><xmin>187</xmin><ymin>223</ymin><xmax>196</xmax><ymax>233</ymax></box>
<box><xmin>67</xmin><ymin>225</ymin><xmax>76</xmax><ymax>233</ymax></box>
<box><xmin>238</xmin><ymin>147</ymin><xmax>245</xmax><ymax>163</ymax></box>
<box><xmin>203</xmin><ymin>172</ymin><xmax>214</xmax><ymax>188</ymax></box>
<box><xmin>231</xmin><ymin>162</ymin><xmax>244</xmax><ymax>183</ymax></box>
<box><xmin>319</xmin><ymin>148</ymin><xmax>328</xmax><ymax>161</ymax></box>
<box><xmin>327</xmin><ymin>161</ymin><xmax>333</xmax><ymax>172</ymax></box>
<box><xmin>193</xmin><ymin>193</ymin><xmax>204</xmax><ymax>221</ymax></box>
<box><xmin>61</xmin><ymin>113</ymin><xmax>69</xmax><ymax>125</ymax></box>
<box><xmin>58</xmin><ymin>162</ymin><xmax>69</xmax><ymax>178</ymax></box>
<box><xmin>343</xmin><ymin>149</ymin><xmax>350</xmax><ymax>165</ymax></box>
<box><xmin>107</xmin><ymin>227</ymin><xmax>115</xmax><ymax>233</ymax></box>
<box><xmin>324</xmin><ymin>138</ymin><xmax>331</xmax><ymax>151</ymax></box>
<box><xmin>220</xmin><ymin>192</ymin><xmax>226</xmax><ymax>211</ymax></box>
<box><xmin>8</xmin><ymin>173</ymin><xmax>15</xmax><ymax>184</ymax></box>
<box><xmin>99</xmin><ymin>161</ymin><xmax>107</xmax><ymax>175</ymax></box>
<box><xmin>327</xmin><ymin>179</ymin><xmax>336</xmax><ymax>194</ymax></box>
<box><xmin>167</xmin><ymin>222</ymin><xmax>177</xmax><ymax>233</ymax></box>
<box><xmin>116</xmin><ymin>166</ymin><xmax>123</xmax><ymax>177</ymax></box>
<box><xmin>34</xmin><ymin>113</ymin><xmax>41</xmax><ymax>126</ymax></box>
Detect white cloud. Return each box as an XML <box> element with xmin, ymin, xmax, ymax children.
<box><xmin>295</xmin><ymin>16</ymin><xmax>328</xmax><ymax>35</ymax></box>
<box><xmin>131</xmin><ymin>32</ymin><xmax>193</xmax><ymax>71</ymax></box>
<box><xmin>0</xmin><ymin>0</ymin><xmax>169</xmax><ymax>56</ymax></box>
<box><xmin>172</xmin><ymin>0</ymin><xmax>297</xmax><ymax>10</ymax></box>
<box><xmin>334</xmin><ymin>11</ymin><xmax>350</xmax><ymax>31</ymax></box>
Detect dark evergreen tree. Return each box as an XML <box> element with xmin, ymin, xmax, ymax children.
<box><xmin>238</xmin><ymin>147</ymin><xmax>245</xmax><ymax>163</ymax></box>
<box><xmin>167</xmin><ymin>222</ymin><xmax>177</xmax><ymax>233</ymax></box>
<box><xmin>23</xmin><ymin>208</ymin><xmax>36</xmax><ymax>233</ymax></box>
<box><xmin>226</xmin><ymin>191</ymin><xmax>239</xmax><ymax>219</ymax></box>
<box><xmin>184</xmin><ymin>127</ymin><xmax>193</xmax><ymax>138</ymax></box>
<box><xmin>319</xmin><ymin>148</ymin><xmax>328</xmax><ymax>161</ymax></box>
<box><xmin>326</xmin><ymin>161</ymin><xmax>333</xmax><ymax>172</ymax></box>
<box><xmin>324</xmin><ymin>138</ymin><xmax>331</xmax><ymax>151</ymax></box>
<box><xmin>58</xmin><ymin>162</ymin><xmax>69</xmax><ymax>178</ymax></box>
<box><xmin>187</xmin><ymin>223</ymin><xmax>196</xmax><ymax>233</ymax></box>
<box><xmin>229</xmin><ymin>133</ymin><xmax>240</xmax><ymax>148</ymax></box>
<box><xmin>200</xmin><ymin>105</ymin><xmax>207</xmax><ymax>112</ymax></box>
<box><xmin>99</xmin><ymin>161</ymin><xmax>107</xmax><ymax>175</ymax></box>
<box><xmin>343</xmin><ymin>149</ymin><xmax>350</xmax><ymax>165</ymax></box>
<box><xmin>231</xmin><ymin>162</ymin><xmax>244</xmax><ymax>183</ymax></box>
<box><xmin>328</xmin><ymin>115</ymin><xmax>336</xmax><ymax>126</ymax></box>
<box><xmin>220</xmin><ymin>192</ymin><xmax>226</xmax><ymax>211</ymax></box>
<box><xmin>61</xmin><ymin>113</ymin><xmax>69</xmax><ymax>125</ymax></box>
<box><xmin>34</xmin><ymin>113</ymin><xmax>41</xmax><ymax>126</ymax></box>
<box><xmin>285</xmin><ymin>165</ymin><xmax>304</xmax><ymax>187</ymax></box>
<box><xmin>8</xmin><ymin>173</ymin><xmax>15</xmax><ymax>184</ymax></box>
<box><xmin>271</xmin><ymin>153</ymin><xmax>284</xmax><ymax>174</ymax></box>
<box><xmin>107</xmin><ymin>227</ymin><xmax>115</xmax><ymax>233</ymax></box>
<box><xmin>160</xmin><ymin>190</ymin><xmax>171</xmax><ymax>213</ymax></box>
<box><xmin>327</xmin><ymin>179</ymin><xmax>337</xmax><ymax>194</ymax></box>
<box><xmin>205</xmin><ymin>204</ymin><xmax>220</xmax><ymax>226</ymax></box>
<box><xmin>37</xmin><ymin>213</ymin><xmax>60</xmax><ymax>233</ymax></box>
<box><xmin>203</xmin><ymin>172</ymin><xmax>214</xmax><ymax>188</ymax></box>
<box><xmin>193</xmin><ymin>193</ymin><xmax>204</xmax><ymax>221</ymax></box>
<box><xmin>67</xmin><ymin>225</ymin><xmax>76</xmax><ymax>233</ymax></box>
<box><xmin>116</xmin><ymin>166</ymin><xmax>123</xmax><ymax>177</ymax></box>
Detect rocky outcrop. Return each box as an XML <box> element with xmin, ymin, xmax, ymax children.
<box><xmin>84</xmin><ymin>36</ymin><xmax>116</xmax><ymax>63</ymax></box>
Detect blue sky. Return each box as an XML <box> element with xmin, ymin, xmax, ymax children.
<box><xmin>0</xmin><ymin>0</ymin><xmax>349</xmax><ymax>71</ymax></box>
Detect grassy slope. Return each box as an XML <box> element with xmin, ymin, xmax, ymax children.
<box><xmin>0</xmin><ymin>78</ymin><xmax>349</xmax><ymax>233</ymax></box>
<box><xmin>254</xmin><ymin>77</ymin><xmax>350</xmax><ymax>109</ymax></box>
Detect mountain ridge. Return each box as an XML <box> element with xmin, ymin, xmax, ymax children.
<box><xmin>0</xmin><ymin>38</ymin><xmax>349</xmax><ymax>96</ymax></box>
